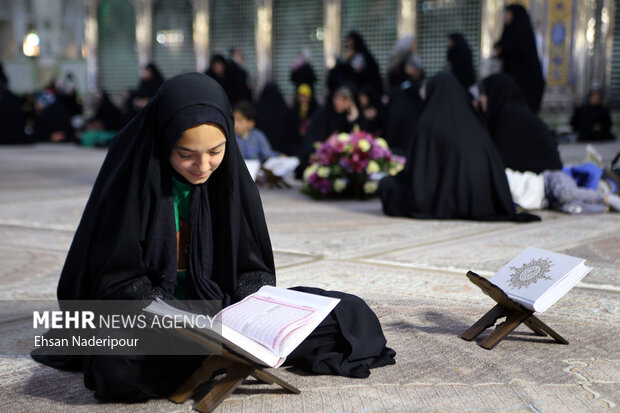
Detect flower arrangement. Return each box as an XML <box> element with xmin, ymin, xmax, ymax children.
<box><xmin>302</xmin><ymin>130</ymin><xmax>406</xmax><ymax>199</ymax></box>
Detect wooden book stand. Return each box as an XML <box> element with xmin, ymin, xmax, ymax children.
<box><xmin>169</xmin><ymin>329</ymin><xmax>300</xmax><ymax>412</ymax></box>
<box><xmin>258</xmin><ymin>168</ymin><xmax>292</xmax><ymax>189</ymax></box>
<box><xmin>461</xmin><ymin>271</ymin><xmax>568</xmax><ymax>350</ymax></box>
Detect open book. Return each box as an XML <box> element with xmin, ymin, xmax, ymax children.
<box><xmin>489</xmin><ymin>247</ymin><xmax>592</xmax><ymax>313</ymax></box>
<box><xmin>144</xmin><ymin>286</ymin><xmax>340</xmax><ymax>367</ymax></box>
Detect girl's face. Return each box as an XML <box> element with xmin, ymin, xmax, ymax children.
<box><xmin>170</xmin><ymin>123</ymin><xmax>226</xmax><ymax>184</ymax></box>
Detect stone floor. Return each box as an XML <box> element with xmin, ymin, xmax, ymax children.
<box><xmin>0</xmin><ymin>141</ymin><xmax>619</xmax><ymax>412</ymax></box>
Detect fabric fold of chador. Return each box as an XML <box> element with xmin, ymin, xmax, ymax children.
<box><xmin>285</xmin><ymin>286</ymin><xmax>396</xmax><ymax>378</ymax></box>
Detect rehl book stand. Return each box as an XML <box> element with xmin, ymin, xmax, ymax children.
<box><xmin>169</xmin><ymin>329</ymin><xmax>300</xmax><ymax>412</ymax></box>
<box><xmin>461</xmin><ymin>271</ymin><xmax>569</xmax><ymax>350</ymax></box>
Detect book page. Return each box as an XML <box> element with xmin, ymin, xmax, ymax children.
<box><xmin>262</xmin><ymin>156</ymin><xmax>300</xmax><ymax>177</ymax></box>
<box><xmin>220</xmin><ymin>286</ymin><xmax>339</xmax><ymax>356</ymax></box>
<box><xmin>221</xmin><ymin>295</ymin><xmax>315</xmax><ymax>353</ymax></box>
<box><xmin>490</xmin><ymin>247</ymin><xmax>588</xmax><ymax>312</ymax></box>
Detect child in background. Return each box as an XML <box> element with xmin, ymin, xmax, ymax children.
<box><xmin>233</xmin><ymin>100</ymin><xmax>280</xmax><ymax>162</ymax></box>
<box><xmin>505</xmin><ymin>168</ymin><xmax>620</xmax><ymax>214</ymax></box>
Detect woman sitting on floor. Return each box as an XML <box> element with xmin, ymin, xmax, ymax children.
<box><xmin>479</xmin><ymin>73</ymin><xmax>562</xmax><ymax>174</ymax></box>
<box><xmin>32</xmin><ymin>73</ymin><xmax>395</xmax><ymax>402</ymax></box>
<box><xmin>378</xmin><ymin>72</ymin><xmax>538</xmax><ymax>222</ymax></box>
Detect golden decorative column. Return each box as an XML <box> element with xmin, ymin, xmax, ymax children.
<box><xmin>480</xmin><ymin>0</ymin><xmax>506</xmax><ymax>77</ymax></box>
<box><xmin>84</xmin><ymin>0</ymin><xmax>99</xmax><ymax>94</ymax></box>
<box><xmin>545</xmin><ymin>0</ymin><xmax>573</xmax><ymax>105</ymax></box>
<box><xmin>397</xmin><ymin>0</ymin><xmax>416</xmax><ymax>39</ymax></box>
<box><xmin>190</xmin><ymin>0</ymin><xmax>210</xmax><ymax>72</ymax></box>
<box><xmin>323</xmin><ymin>0</ymin><xmax>341</xmax><ymax>71</ymax></box>
<box><xmin>599</xmin><ymin>0</ymin><xmax>613</xmax><ymax>94</ymax></box>
<box><xmin>133</xmin><ymin>0</ymin><xmax>153</xmax><ymax>69</ymax></box>
<box><xmin>255</xmin><ymin>0</ymin><xmax>273</xmax><ymax>93</ymax></box>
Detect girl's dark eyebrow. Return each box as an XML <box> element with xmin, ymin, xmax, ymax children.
<box><xmin>175</xmin><ymin>142</ymin><xmax>226</xmax><ymax>152</ymax></box>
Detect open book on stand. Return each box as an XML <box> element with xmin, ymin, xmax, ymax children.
<box><xmin>462</xmin><ymin>247</ymin><xmax>591</xmax><ymax>349</ymax></box>
<box><xmin>144</xmin><ymin>286</ymin><xmax>340</xmax><ymax>368</ymax></box>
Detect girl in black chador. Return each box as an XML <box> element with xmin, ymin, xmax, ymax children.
<box><xmin>480</xmin><ymin>73</ymin><xmax>562</xmax><ymax>174</ymax></box>
<box><xmin>291</xmin><ymin>83</ymin><xmax>319</xmax><ymax>150</ymax></box>
<box><xmin>446</xmin><ymin>33</ymin><xmax>476</xmax><ymax>92</ymax></box>
<box><xmin>32</xmin><ymin>73</ymin><xmax>394</xmax><ymax>402</ymax></box>
<box><xmin>494</xmin><ymin>4</ymin><xmax>545</xmax><ymax>113</ymax></box>
<box><xmin>570</xmin><ymin>90</ymin><xmax>616</xmax><ymax>142</ymax></box>
<box><xmin>378</xmin><ymin>72</ymin><xmax>539</xmax><ymax>222</ymax></box>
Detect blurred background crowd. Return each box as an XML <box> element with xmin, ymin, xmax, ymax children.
<box><xmin>0</xmin><ymin>0</ymin><xmax>617</xmax><ymax>151</ymax></box>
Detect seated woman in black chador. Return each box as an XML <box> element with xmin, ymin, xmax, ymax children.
<box><xmin>132</xmin><ymin>63</ymin><xmax>165</xmax><ymax>111</ymax></box>
<box><xmin>358</xmin><ymin>85</ymin><xmax>386</xmax><ymax>138</ymax></box>
<box><xmin>378</xmin><ymin>72</ymin><xmax>539</xmax><ymax>222</ymax></box>
<box><xmin>32</xmin><ymin>73</ymin><xmax>394</xmax><ymax>402</ymax></box>
<box><xmin>570</xmin><ymin>90</ymin><xmax>616</xmax><ymax>142</ymax></box>
<box><xmin>480</xmin><ymin>73</ymin><xmax>562</xmax><ymax>174</ymax></box>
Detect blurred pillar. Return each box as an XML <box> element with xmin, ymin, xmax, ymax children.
<box><xmin>603</xmin><ymin>0</ymin><xmax>614</xmax><ymax>99</ymax></box>
<box><xmin>598</xmin><ymin>0</ymin><xmax>613</xmax><ymax>93</ymax></box>
<box><xmin>572</xmin><ymin>0</ymin><xmax>612</xmax><ymax>101</ymax></box>
<box><xmin>323</xmin><ymin>0</ymin><xmax>341</xmax><ymax>70</ymax></box>
<box><xmin>397</xmin><ymin>0</ymin><xmax>416</xmax><ymax>39</ymax></box>
<box><xmin>10</xmin><ymin>0</ymin><xmax>28</xmax><ymax>59</ymax></box>
<box><xmin>84</xmin><ymin>0</ymin><xmax>99</xmax><ymax>94</ymax></box>
<box><xmin>133</xmin><ymin>0</ymin><xmax>153</xmax><ymax>69</ymax></box>
<box><xmin>479</xmin><ymin>0</ymin><xmax>504</xmax><ymax>77</ymax></box>
<box><xmin>190</xmin><ymin>0</ymin><xmax>210</xmax><ymax>72</ymax></box>
<box><xmin>33</xmin><ymin>0</ymin><xmax>64</xmax><ymax>85</ymax></box>
<box><xmin>255</xmin><ymin>0</ymin><xmax>273</xmax><ymax>93</ymax></box>
<box><xmin>572</xmin><ymin>0</ymin><xmax>596</xmax><ymax>100</ymax></box>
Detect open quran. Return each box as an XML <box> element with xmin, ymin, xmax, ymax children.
<box><xmin>144</xmin><ymin>286</ymin><xmax>339</xmax><ymax>367</ymax></box>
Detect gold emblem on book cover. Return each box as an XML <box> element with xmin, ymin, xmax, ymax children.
<box><xmin>508</xmin><ymin>258</ymin><xmax>553</xmax><ymax>289</ymax></box>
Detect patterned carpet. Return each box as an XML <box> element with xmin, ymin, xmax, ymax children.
<box><xmin>0</xmin><ymin>142</ymin><xmax>619</xmax><ymax>412</ymax></box>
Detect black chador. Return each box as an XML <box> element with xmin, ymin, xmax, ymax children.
<box><xmin>379</xmin><ymin>73</ymin><xmax>539</xmax><ymax>222</ymax></box>
<box><xmin>33</xmin><ymin>73</ymin><xmax>394</xmax><ymax>402</ymax></box>
<box><xmin>481</xmin><ymin>73</ymin><xmax>562</xmax><ymax>174</ymax></box>
<box><xmin>495</xmin><ymin>4</ymin><xmax>545</xmax><ymax>113</ymax></box>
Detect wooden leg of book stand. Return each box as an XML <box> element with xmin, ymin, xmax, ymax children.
<box><xmin>169</xmin><ymin>355</ymin><xmax>231</xmax><ymax>404</ymax></box>
<box><xmin>251</xmin><ymin>368</ymin><xmax>300</xmax><ymax>394</ymax></box>
<box><xmin>526</xmin><ymin>315</ymin><xmax>569</xmax><ymax>344</ymax></box>
<box><xmin>461</xmin><ymin>304</ymin><xmax>508</xmax><ymax>341</ymax></box>
<box><xmin>479</xmin><ymin>310</ymin><xmax>531</xmax><ymax>350</ymax></box>
<box><xmin>170</xmin><ymin>354</ymin><xmax>301</xmax><ymax>412</ymax></box>
<box><xmin>523</xmin><ymin>318</ymin><xmax>547</xmax><ymax>336</ymax></box>
<box><xmin>193</xmin><ymin>362</ymin><xmax>255</xmax><ymax>412</ymax></box>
